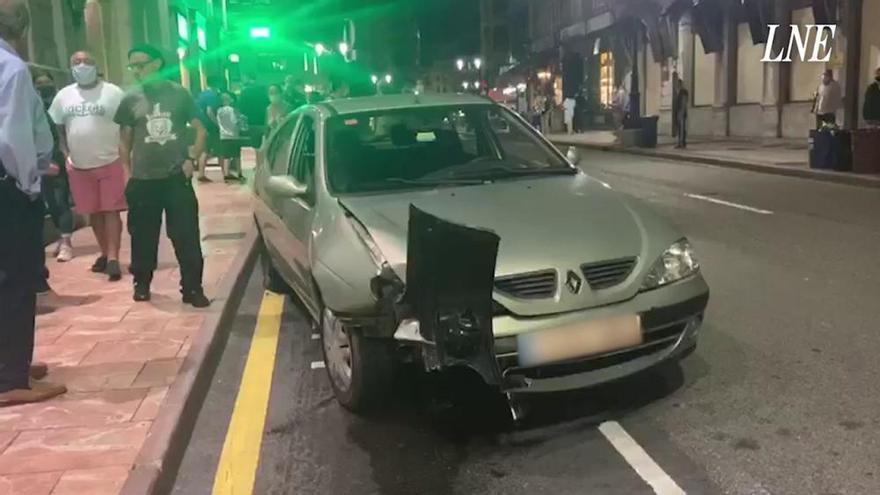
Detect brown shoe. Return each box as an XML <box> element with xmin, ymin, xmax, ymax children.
<box><xmin>0</xmin><ymin>381</ymin><xmax>67</xmax><ymax>406</ymax></box>
<box><xmin>30</xmin><ymin>362</ymin><xmax>48</xmax><ymax>380</ymax></box>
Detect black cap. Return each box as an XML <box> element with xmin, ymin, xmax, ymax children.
<box><xmin>128</xmin><ymin>44</ymin><xmax>165</xmax><ymax>67</ymax></box>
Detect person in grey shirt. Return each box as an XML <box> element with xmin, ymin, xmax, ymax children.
<box><xmin>0</xmin><ymin>0</ymin><xmax>67</xmax><ymax>405</ymax></box>
<box><xmin>115</xmin><ymin>44</ymin><xmax>210</xmax><ymax>307</ymax></box>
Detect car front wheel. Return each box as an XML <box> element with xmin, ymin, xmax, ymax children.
<box><xmin>320</xmin><ymin>307</ymin><xmax>393</xmax><ymax>413</ymax></box>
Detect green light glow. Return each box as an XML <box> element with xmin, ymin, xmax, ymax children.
<box><xmin>250</xmin><ymin>27</ymin><xmax>271</xmax><ymax>39</ymax></box>
<box><xmin>197</xmin><ymin>27</ymin><xmax>207</xmax><ymax>50</ymax></box>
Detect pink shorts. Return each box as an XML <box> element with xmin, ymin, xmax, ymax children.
<box><xmin>67</xmin><ymin>160</ymin><xmax>128</xmax><ymax>215</ymax></box>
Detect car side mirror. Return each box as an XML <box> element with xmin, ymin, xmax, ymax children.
<box><xmin>266</xmin><ymin>175</ymin><xmax>307</xmax><ymax>198</ymax></box>
<box><xmin>566</xmin><ymin>146</ymin><xmax>581</xmax><ymax>165</ymax></box>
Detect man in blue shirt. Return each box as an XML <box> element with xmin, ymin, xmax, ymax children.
<box><xmin>0</xmin><ymin>0</ymin><xmax>67</xmax><ymax>405</ymax></box>
<box><xmin>195</xmin><ymin>77</ymin><xmax>222</xmax><ymax>182</ymax></box>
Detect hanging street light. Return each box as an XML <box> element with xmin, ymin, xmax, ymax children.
<box><xmin>371</xmin><ymin>74</ymin><xmax>379</xmax><ymax>84</ymax></box>
<box><xmin>384</xmin><ymin>74</ymin><xmax>392</xmax><ymax>84</ymax></box>
<box><xmin>456</xmin><ymin>59</ymin><xmax>465</xmax><ymax>71</ymax></box>
<box><xmin>338</xmin><ymin>42</ymin><xmax>349</xmax><ymax>56</ymax></box>
<box><xmin>315</xmin><ymin>43</ymin><xmax>326</xmax><ymax>56</ymax></box>
<box><xmin>474</xmin><ymin>57</ymin><xmax>482</xmax><ymax>70</ymax></box>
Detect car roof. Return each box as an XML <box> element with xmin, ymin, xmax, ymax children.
<box><xmin>316</xmin><ymin>92</ymin><xmax>494</xmax><ymax>115</ymax></box>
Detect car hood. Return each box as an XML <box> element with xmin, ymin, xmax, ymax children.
<box><xmin>338</xmin><ymin>173</ymin><xmax>681</xmax><ymax>315</ymax></box>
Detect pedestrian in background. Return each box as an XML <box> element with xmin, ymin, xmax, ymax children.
<box><xmin>196</xmin><ymin>76</ymin><xmax>222</xmax><ymax>183</ymax></box>
<box><xmin>238</xmin><ymin>73</ymin><xmax>268</xmax><ymax>148</ymax></box>
<box><xmin>671</xmin><ymin>71</ymin><xmax>681</xmax><ymax>137</ymax></box>
<box><xmin>217</xmin><ymin>91</ymin><xmax>244</xmax><ymax>182</ymax></box>
<box><xmin>48</xmin><ymin>50</ymin><xmax>126</xmax><ymax>281</ymax></box>
<box><xmin>563</xmin><ymin>96</ymin><xmax>576</xmax><ymax>135</ymax></box>
<box><xmin>0</xmin><ymin>0</ymin><xmax>66</xmax><ymax>405</ymax></box>
<box><xmin>814</xmin><ymin>69</ymin><xmax>842</xmax><ymax>129</ymax></box>
<box><xmin>266</xmin><ymin>83</ymin><xmax>290</xmax><ymax>132</ymax></box>
<box><xmin>283</xmin><ymin>75</ymin><xmax>306</xmax><ymax>109</ymax></box>
<box><xmin>33</xmin><ymin>72</ymin><xmax>75</xmax><ymax>265</ymax></box>
<box><xmin>116</xmin><ymin>44</ymin><xmax>210</xmax><ymax>307</ymax></box>
<box><xmin>675</xmin><ymin>84</ymin><xmax>689</xmax><ymax>149</ymax></box>
<box><xmin>863</xmin><ymin>66</ymin><xmax>880</xmax><ymax>128</ymax></box>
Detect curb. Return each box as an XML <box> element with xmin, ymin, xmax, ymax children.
<box><xmin>120</xmin><ymin>224</ymin><xmax>259</xmax><ymax>495</ymax></box>
<box><xmin>550</xmin><ymin>139</ymin><xmax>880</xmax><ymax>189</ymax></box>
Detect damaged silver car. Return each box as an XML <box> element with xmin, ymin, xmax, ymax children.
<box><xmin>253</xmin><ymin>93</ymin><xmax>709</xmax><ymax>412</ymax></box>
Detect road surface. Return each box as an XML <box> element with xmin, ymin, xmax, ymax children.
<box><xmin>171</xmin><ymin>148</ymin><xmax>880</xmax><ymax>495</ymax></box>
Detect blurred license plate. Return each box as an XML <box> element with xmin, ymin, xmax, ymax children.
<box><xmin>516</xmin><ymin>314</ymin><xmax>642</xmax><ymax>367</ymax></box>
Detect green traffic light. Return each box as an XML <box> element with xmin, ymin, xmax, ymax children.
<box><xmin>250</xmin><ymin>27</ymin><xmax>271</xmax><ymax>39</ymax></box>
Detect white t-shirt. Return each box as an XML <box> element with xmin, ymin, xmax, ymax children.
<box><xmin>217</xmin><ymin>106</ymin><xmax>240</xmax><ymax>139</ymax></box>
<box><xmin>48</xmin><ymin>81</ymin><xmax>124</xmax><ymax>169</ymax></box>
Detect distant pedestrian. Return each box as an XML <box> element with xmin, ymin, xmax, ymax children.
<box><xmin>671</xmin><ymin>71</ymin><xmax>681</xmax><ymax>137</ymax></box>
<box><xmin>238</xmin><ymin>73</ymin><xmax>268</xmax><ymax>148</ymax></box>
<box><xmin>563</xmin><ymin>96</ymin><xmax>576</xmax><ymax>135</ymax></box>
<box><xmin>196</xmin><ymin>77</ymin><xmax>222</xmax><ymax>182</ymax></box>
<box><xmin>814</xmin><ymin>69</ymin><xmax>842</xmax><ymax>129</ymax></box>
<box><xmin>675</xmin><ymin>86</ymin><xmax>689</xmax><ymax>149</ymax></box>
<box><xmin>0</xmin><ymin>0</ymin><xmax>67</xmax><ymax>405</ymax></box>
<box><xmin>266</xmin><ymin>83</ymin><xmax>290</xmax><ymax>132</ymax></box>
<box><xmin>283</xmin><ymin>75</ymin><xmax>306</xmax><ymax>109</ymax></box>
<box><xmin>48</xmin><ymin>50</ymin><xmax>126</xmax><ymax>281</ymax></box>
<box><xmin>863</xmin><ymin>66</ymin><xmax>880</xmax><ymax>128</ymax></box>
<box><xmin>217</xmin><ymin>91</ymin><xmax>244</xmax><ymax>182</ymax></box>
<box><xmin>33</xmin><ymin>72</ymin><xmax>75</xmax><ymax>266</ymax></box>
<box><xmin>116</xmin><ymin>44</ymin><xmax>210</xmax><ymax>307</ymax></box>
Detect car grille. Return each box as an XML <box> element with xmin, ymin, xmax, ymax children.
<box><xmin>494</xmin><ymin>270</ymin><xmax>557</xmax><ymax>299</ymax></box>
<box><xmin>581</xmin><ymin>257</ymin><xmax>637</xmax><ymax>290</ymax></box>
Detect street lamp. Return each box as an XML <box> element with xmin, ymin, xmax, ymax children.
<box><xmin>371</xmin><ymin>74</ymin><xmax>379</xmax><ymax>84</ymax></box>
<box><xmin>338</xmin><ymin>41</ymin><xmax>349</xmax><ymax>56</ymax></box>
<box><xmin>456</xmin><ymin>58</ymin><xmax>465</xmax><ymax>71</ymax></box>
<box><xmin>462</xmin><ymin>81</ymin><xmax>470</xmax><ymax>90</ymax></box>
<box><xmin>474</xmin><ymin>57</ymin><xmax>482</xmax><ymax>70</ymax></box>
<box><xmin>177</xmin><ymin>47</ymin><xmax>186</xmax><ymax>59</ymax></box>
<box><xmin>384</xmin><ymin>74</ymin><xmax>392</xmax><ymax>84</ymax></box>
<box><xmin>315</xmin><ymin>43</ymin><xmax>326</xmax><ymax>56</ymax></box>
<box><xmin>228</xmin><ymin>53</ymin><xmax>240</xmax><ymax>63</ymax></box>
<box><xmin>474</xmin><ymin>81</ymin><xmax>480</xmax><ymax>90</ymax></box>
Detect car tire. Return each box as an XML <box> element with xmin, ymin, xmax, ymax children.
<box><xmin>259</xmin><ymin>240</ymin><xmax>291</xmax><ymax>294</ymax></box>
<box><xmin>320</xmin><ymin>306</ymin><xmax>394</xmax><ymax>413</ymax></box>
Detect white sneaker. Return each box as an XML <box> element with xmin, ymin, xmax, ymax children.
<box><xmin>57</xmin><ymin>243</ymin><xmax>74</xmax><ymax>262</ymax></box>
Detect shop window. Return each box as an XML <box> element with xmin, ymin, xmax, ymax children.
<box><xmin>737</xmin><ymin>23</ymin><xmax>764</xmax><ymax>104</ymax></box>
<box><xmin>693</xmin><ymin>34</ymin><xmax>716</xmax><ymax>106</ymax></box>
<box><xmin>599</xmin><ymin>51</ymin><xmax>614</xmax><ymax>107</ymax></box>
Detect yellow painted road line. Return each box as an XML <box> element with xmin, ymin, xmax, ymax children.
<box><xmin>213</xmin><ymin>291</ymin><xmax>285</xmax><ymax>495</ymax></box>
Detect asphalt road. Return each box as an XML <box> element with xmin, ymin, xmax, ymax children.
<box><xmin>170</xmin><ymin>149</ymin><xmax>880</xmax><ymax>495</ymax></box>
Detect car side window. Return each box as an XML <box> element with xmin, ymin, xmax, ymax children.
<box><xmin>269</xmin><ymin>116</ymin><xmax>300</xmax><ymax>176</ymax></box>
<box><xmin>289</xmin><ymin>115</ymin><xmax>316</xmax><ymax>196</ymax></box>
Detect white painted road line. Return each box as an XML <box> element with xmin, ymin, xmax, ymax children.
<box><xmin>311</xmin><ymin>333</ymin><xmax>320</xmax><ymax>340</ymax></box>
<box><xmin>598</xmin><ymin>421</ymin><xmax>686</xmax><ymax>495</ymax></box>
<box><xmin>310</xmin><ymin>361</ymin><xmax>325</xmax><ymax>369</ymax></box>
<box><xmin>685</xmin><ymin>193</ymin><xmax>774</xmax><ymax>215</ymax></box>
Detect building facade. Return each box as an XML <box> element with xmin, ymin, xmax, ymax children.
<box><xmin>506</xmin><ymin>0</ymin><xmax>880</xmax><ymax>138</ymax></box>
<box><xmin>25</xmin><ymin>0</ymin><xmax>226</xmax><ymax>93</ymax></box>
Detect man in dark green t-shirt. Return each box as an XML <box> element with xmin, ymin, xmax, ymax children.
<box><xmin>115</xmin><ymin>44</ymin><xmax>209</xmax><ymax>307</ymax></box>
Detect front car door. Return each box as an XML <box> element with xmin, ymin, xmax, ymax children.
<box><xmin>255</xmin><ymin>114</ymin><xmax>301</xmax><ymax>289</ymax></box>
<box><xmin>277</xmin><ymin>110</ymin><xmax>319</xmax><ymax>316</ymax></box>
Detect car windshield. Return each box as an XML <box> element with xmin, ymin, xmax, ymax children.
<box><xmin>325</xmin><ymin>104</ymin><xmax>573</xmax><ymax>194</ymax></box>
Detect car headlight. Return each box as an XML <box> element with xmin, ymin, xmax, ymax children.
<box><xmin>641</xmin><ymin>239</ymin><xmax>699</xmax><ymax>290</ymax></box>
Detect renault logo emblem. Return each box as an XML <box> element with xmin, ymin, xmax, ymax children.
<box><xmin>565</xmin><ymin>270</ymin><xmax>583</xmax><ymax>294</ymax></box>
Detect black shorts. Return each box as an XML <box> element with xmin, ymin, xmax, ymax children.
<box><xmin>218</xmin><ymin>139</ymin><xmax>242</xmax><ymax>159</ymax></box>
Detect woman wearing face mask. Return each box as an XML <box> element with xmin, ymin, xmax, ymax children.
<box><xmin>47</xmin><ymin>51</ymin><xmax>127</xmax><ymax>282</ymax></box>
<box><xmin>265</xmin><ymin>84</ymin><xmax>290</xmax><ymax>134</ymax></box>
<box><xmin>32</xmin><ymin>72</ymin><xmax>75</xmax><ymax>292</ymax></box>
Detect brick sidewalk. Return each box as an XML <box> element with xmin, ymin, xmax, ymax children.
<box><xmin>0</xmin><ymin>159</ymin><xmax>254</xmax><ymax>495</ymax></box>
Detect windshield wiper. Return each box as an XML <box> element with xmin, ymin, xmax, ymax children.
<box><xmin>449</xmin><ymin>165</ymin><xmax>577</xmax><ymax>179</ymax></box>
